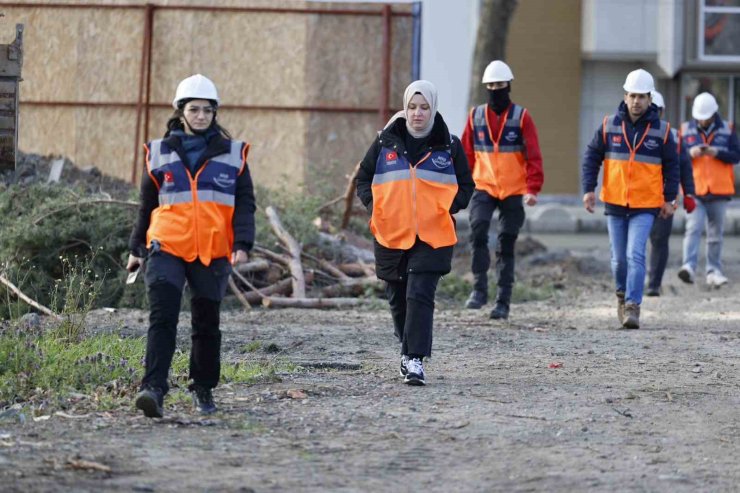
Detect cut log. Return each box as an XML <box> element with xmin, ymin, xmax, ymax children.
<box><xmin>243</xmin><ymin>278</ymin><xmax>292</xmax><ymax>304</ymax></box>
<box><xmin>233</xmin><ymin>258</ymin><xmax>270</xmax><ymax>275</ymax></box>
<box><xmin>319</xmin><ymin>277</ymin><xmax>383</xmax><ymax>298</ymax></box>
<box><xmin>253</xmin><ymin>245</ymin><xmax>291</xmax><ymax>266</ymax></box>
<box><xmin>262</xmin><ymin>296</ymin><xmax>372</xmax><ymax>309</ymax></box>
<box><xmin>338</xmin><ymin>263</ymin><xmax>375</xmax><ymax>277</ymax></box>
<box><xmin>265</xmin><ymin>206</ymin><xmax>306</xmax><ymax>298</ymax></box>
<box><xmin>318</xmin><ymin>232</ymin><xmax>375</xmax><ymax>263</ymax></box>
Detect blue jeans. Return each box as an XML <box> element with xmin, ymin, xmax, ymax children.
<box><xmin>682</xmin><ymin>198</ymin><xmax>729</xmax><ymax>275</ymax></box>
<box><xmin>607</xmin><ymin>213</ymin><xmax>655</xmax><ymax>305</ymax></box>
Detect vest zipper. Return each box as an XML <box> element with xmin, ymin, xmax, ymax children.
<box><xmin>190</xmin><ymin>161</ymin><xmax>208</xmax><ymax>259</ymax></box>
<box><xmin>411</xmin><ymin>152</ymin><xmax>433</xmax><ymax>238</ymax></box>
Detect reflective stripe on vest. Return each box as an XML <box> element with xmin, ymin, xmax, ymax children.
<box><xmin>145</xmin><ymin>138</ymin><xmax>247</xmax><ymax>265</ymax></box>
<box><xmin>681</xmin><ymin>120</ymin><xmax>735</xmax><ymax>196</ymax></box>
<box><xmin>600</xmin><ymin>114</ymin><xmax>669</xmax><ymax>208</ymax></box>
<box><xmin>370</xmin><ymin>145</ymin><xmax>459</xmax><ymax>250</ymax></box>
<box><xmin>471</xmin><ymin>103</ymin><xmax>527</xmax><ymax>199</ymax></box>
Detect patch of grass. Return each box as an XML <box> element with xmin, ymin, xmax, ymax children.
<box><xmin>0</xmin><ymin>325</ymin><xmax>299</xmax><ymax>410</ymax></box>
<box><xmin>436</xmin><ymin>274</ymin><xmax>472</xmax><ymax>304</ymax></box>
<box><xmin>511</xmin><ymin>282</ymin><xmax>555</xmax><ymax>303</ymax></box>
<box><xmin>241</xmin><ymin>341</ymin><xmax>262</xmax><ymax>353</ymax></box>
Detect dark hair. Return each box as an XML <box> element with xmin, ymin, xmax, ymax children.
<box><xmin>164</xmin><ymin>103</ymin><xmax>232</xmax><ymax>139</ymax></box>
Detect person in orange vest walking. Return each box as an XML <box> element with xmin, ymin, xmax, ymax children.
<box><xmin>677</xmin><ymin>92</ymin><xmax>740</xmax><ymax>288</ymax></box>
<box><xmin>126</xmin><ymin>74</ymin><xmax>256</xmax><ymax>417</ymax></box>
<box><xmin>645</xmin><ymin>91</ymin><xmax>696</xmax><ymax>296</ymax></box>
<box><xmin>582</xmin><ymin>69</ymin><xmax>679</xmax><ymax>329</ymax></box>
<box><xmin>356</xmin><ymin>80</ymin><xmax>474</xmax><ymax>385</ymax></box>
<box><xmin>462</xmin><ymin>60</ymin><xmax>544</xmax><ymax>320</ymax></box>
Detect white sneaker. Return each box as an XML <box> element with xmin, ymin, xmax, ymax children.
<box><xmin>403</xmin><ymin>358</ymin><xmax>425</xmax><ymax>386</ymax></box>
<box><xmin>707</xmin><ymin>271</ymin><xmax>729</xmax><ymax>288</ymax></box>
<box><xmin>399</xmin><ymin>355</ymin><xmax>409</xmax><ymax>377</ymax></box>
<box><xmin>678</xmin><ymin>264</ymin><xmax>695</xmax><ymax>284</ymax></box>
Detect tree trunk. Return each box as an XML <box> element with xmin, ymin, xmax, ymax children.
<box><xmin>469</xmin><ymin>0</ymin><xmax>519</xmax><ymax>108</ymax></box>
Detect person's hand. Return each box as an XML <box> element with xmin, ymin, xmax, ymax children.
<box><xmin>523</xmin><ymin>194</ymin><xmax>538</xmax><ymax>206</ymax></box>
<box><xmin>683</xmin><ymin>195</ymin><xmax>696</xmax><ymax>213</ymax></box>
<box><xmin>659</xmin><ymin>202</ymin><xmax>675</xmax><ymax>219</ymax></box>
<box><xmin>690</xmin><ymin>146</ymin><xmax>704</xmax><ymax>159</ymax></box>
<box><xmin>126</xmin><ymin>254</ymin><xmax>143</xmax><ymax>272</ymax></box>
<box><xmin>705</xmin><ymin>146</ymin><xmax>718</xmax><ymax>157</ymax></box>
<box><xmin>583</xmin><ymin>192</ymin><xmax>596</xmax><ymax>213</ymax></box>
<box><xmin>231</xmin><ymin>249</ymin><xmax>249</xmax><ymax>265</ymax></box>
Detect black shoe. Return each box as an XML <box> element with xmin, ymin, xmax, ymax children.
<box><xmin>191</xmin><ymin>386</ymin><xmax>217</xmax><ymax>415</ymax></box>
<box><xmin>645</xmin><ymin>286</ymin><xmax>661</xmax><ymax>297</ymax></box>
<box><xmin>403</xmin><ymin>358</ymin><xmax>426</xmax><ymax>386</ymax></box>
<box><xmin>465</xmin><ymin>290</ymin><xmax>487</xmax><ymax>309</ymax></box>
<box><xmin>489</xmin><ymin>302</ymin><xmax>509</xmax><ymax>320</ymax></box>
<box><xmin>135</xmin><ymin>386</ymin><xmax>164</xmax><ymax>418</ymax></box>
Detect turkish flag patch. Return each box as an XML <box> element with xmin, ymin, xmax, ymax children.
<box><xmin>612</xmin><ymin>135</ymin><xmax>622</xmax><ymax>145</ymax></box>
<box><xmin>386</xmin><ymin>151</ymin><xmax>398</xmax><ymax>161</ymax></box>
<box><xmin>164</xmin><ymin>171</ymin><xmax>174</xmax><ymax>183</ymax></box>
<box><xmin>477</xmin><ymin>131</ymin><xmax>486</xmax><ymax>141</ymax></box>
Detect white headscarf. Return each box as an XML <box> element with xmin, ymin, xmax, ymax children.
<box><xmin>384</xmin><ymin>80</ymin><xmax>439</xmax><ymax>139</ymax></box>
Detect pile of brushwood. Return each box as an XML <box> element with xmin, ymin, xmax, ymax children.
<box><xmin>0</xmin><ymin>154</ymin><xmax>380</xmax><ymax>320</ymax></box>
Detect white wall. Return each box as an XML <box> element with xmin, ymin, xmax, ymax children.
<box><xmin>582</xmin><ymin>0</ymin><xmax>658</xmax><ymax>59</ymax></box>
<box><xmin>418</xmin><ymin>0</ymin><xmax>478</xmax><ymax>136</ymax></box>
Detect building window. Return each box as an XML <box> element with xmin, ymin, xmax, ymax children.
<box><xmin>681</xmin><ymin>74</ymin><xmax>737</xmax><ymax>129</ymax></box>
<box><xmin>699</xmin><ymin>0</ymin><xmax>740</xmax><ymax>61</ymax></box>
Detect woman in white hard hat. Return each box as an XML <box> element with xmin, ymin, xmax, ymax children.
<box><xmin>582</xmin><ymin>69</ymin><xmax>679</xmax><ymax>329</ymax></box>
<box><xmin>677</xmin><ymin>92</ymin><xmax>740</xmax><ymax>288</ymax></box>
<box><xmin>645</xmin><ymin>91</ymin><xmax>696</xmax><ymax>296</ymax></box>
<box><xmin>355</xmin><ymin>80</ymin><xmax>475</xmax><ymax>386</ymax></box>
<box><xmin>127</xmin><ymin>74</ymin><xmax>256</xmax><ymax>418</ymax></box>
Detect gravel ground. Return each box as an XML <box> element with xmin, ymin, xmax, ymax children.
<box><xmin>1</xmin><ymin>233</ymin><xmax>740</xmax><ymax>492</ymax></box>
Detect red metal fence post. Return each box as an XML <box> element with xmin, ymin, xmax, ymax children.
<box><xmin>378</xmin><ymin>4</ymin><xmax>392</xmax><ymax>129</ymax></box>
<box><xmin>131</xmin><ymin>4</ymin><xmax>153</xmax><ymax>185</ymax></box>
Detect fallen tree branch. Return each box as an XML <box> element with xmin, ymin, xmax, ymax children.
<box><xmin>32</xmin><ymin>199</ymin><xmax>139</xmax><ymax>226</ymax></box>
<box><xmin>262</xmin><ymin>296</ymin><xmax>372</xmax><ymax>309</ymax></box>
<box><xmin>338</xmin><ymin>262</ymin><xmax>375</xmax><ymax>277</ymax></box>
<box><xmin>0</xmin><ymin>274</ymin><xmax>62</xmax><ymax>320</ymax></box>
<box><xmin>300</xmin><ymin>250</ymin><xmax>350</xmax><ymax>280</ymax></box>
<box><xmin>317</xmin><ymin>194</ymin><xmax>344</xmax><ymax>213</ymax></box>
<box><xmin>265</xmin><ymin>206</ymin><xmax>306</xmax><ymax>298</ymax></box>
<box><xmin>341</xmin><ymin>162</ymin><xmax>362</xmax><ymax>230</ymax></box>
<box><xmin>228</xmin><ymin>276</ymin><xmax>252</xmax><ymax>310</ymax></box>
<box><xmin>253</xmin><ymin>245</ymin><xmax>291</xmax><ymax>266</ymax></box>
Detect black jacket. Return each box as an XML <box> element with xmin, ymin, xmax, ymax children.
<box><xmin>356</xmin><ymin>113</ymin><xmax>475</xmax><ymax>281</ymax></box>
<box><xmin>128</xmin><ymin>132</ymin><xmax>256</xmax><ymax>258</ymax></box>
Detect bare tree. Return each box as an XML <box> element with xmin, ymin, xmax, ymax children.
<box><xmin>469</xmin><ymin>0</ymin><xmax>519</xmax><ymax>108</ymax></box>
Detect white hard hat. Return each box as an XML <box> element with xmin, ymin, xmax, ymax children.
<box><xmin>482</xmin><ymin>60</ymin><xmax>514</xmax><ymax>84</ymax></box>
<box><xmin>651</xmin><ymin>90</ymin><xmax>665</xmax><ymax>109</ymax></box>
<box><xmin>692</xmin><ymin>92</ymin><xmax>719</xmax><ymax>120</ymax></box>
<box><xmin>172</xmin><ymin>74</ymin><xmax>220</xmax><ymax>109</ymax></box>
<box><xmin>623</xmin><ymin>69</ymin><xmax>654</xmax><ymax>94</ymax></box>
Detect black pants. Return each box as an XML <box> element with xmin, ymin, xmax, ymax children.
<box><xmin>469</xmin><ymin>192</ymin><xmax>525</xmax><ymax>304</ymax></box>
<box><xmin>647</xmin><ymin>214</ymin><xmax>674</xmax><ymax>290</ymax></box>
<box><xmin>142</xmin><ymin>251</ymin><xmax>231</xmax><ymax>394</ymax></box>
<box><xmin>385</xmin><ymin>272</ymin><xmax>440</xmax><ymax>358</ymax></box>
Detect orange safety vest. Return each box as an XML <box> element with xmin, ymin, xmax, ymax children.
<box><xmin>370</xmin><ymin>140</ymin><xmax>459</xmax><ymax>250</ymax></box>
<box><xmin>600</xmin><ymin>114</ymin><xmax>670</xmax><ymax>208</ymax></box>
<box><xmin>470</xmin><ymin>103</ymin><xmax>528</xmax><ymax>199</ymax></box>
<box><xmin>680</xmin><ymin>120</ymin><xmax>735</xmax><ymax>196</ymax></box>
<box><xmin>145</xmin><ymin>138</ymin><xmax>249</xmax><ymax>266</ymax></box>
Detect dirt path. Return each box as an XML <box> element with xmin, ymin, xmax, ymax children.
<box><xmin>2</xmin><ymin>235</ymin><xmax>740</xmax><ymax>492</ymax></box>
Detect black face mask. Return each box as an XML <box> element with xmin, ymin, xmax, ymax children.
<box><xmin>487</xmin><ymin>85</ymin><xmax>511</xmax><ymax>114</ymax></box>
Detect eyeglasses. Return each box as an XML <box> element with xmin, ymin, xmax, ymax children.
<box><xmin>184</xmin><ymin>106</ymin><xmax>214</xmax><ymax>116</ymax></box>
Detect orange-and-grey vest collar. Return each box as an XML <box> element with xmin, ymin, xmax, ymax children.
<box><xmin>146</xmin><ymin>138</ymin><xmax>246</xmax><ymax>207</ymax></box>
<box><xmin>681</xmin><ymin>119</ymin><xmax>733</xmax><ymax>153</ymax></box>
<box><xmin>602</xmin><ymin>114</ymin><xmax>669</xmax><ymax>166</ymax></box>
<box><xmin>372</xmin><ymin>140</ymin><xmax>457</xmax><ymax>186</ymax></box>
<box><xmin>472</xmin><ymin>103</ymin><xmax>524</xmax><ymax>153</ymax></box>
